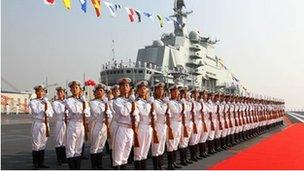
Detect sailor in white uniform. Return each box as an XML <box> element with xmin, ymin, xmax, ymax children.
<box><xmin>111</xmin><ymin>78</ymin><xmax>139</xmax><ymax>169</ymax></box>
<box><xmin>29</xmin><ymin>85</ymin><xmax>54</xmax><ymax>169</ymax></box>
<box><xmin>151</xmin><ymin>82</ymin><xmax>168</xmax><ymax>170</ymax></box>
<box><xmin>188</xmin><ymin>88</ymin><xmax>203</xmax><ymax>161</ymax></box>
<box><xmin>134</xmin><ymin>80</ymin><xmax>153</xmax><ymax>169</ymax></box>
<box><xmin>178</xmin><ymin>86</ymin><xmax>195</xmax><ymax>165</ymax></box>
<box><xmin>198</xmin><ymin>90</ymin><xmax>211</xmax><ymax>157</ymax></box>
<box><xmin>52</xmin><ymin>86</ymin><xmax>67</xmax><ymax>165</ymax></box>
<box><xmin>64</xmin><ymin>81</ymin><xmax>91</xmax><ymax>169</ymax></box>
<box><xmin>89</xmin><ymin>83</ymin><xmax>112</xmax><ymax>169</ymax></box>
<box><xmin>166</xmin><ymin>84</ymin><xmax>182</xmax><ymax>169</ymax></box>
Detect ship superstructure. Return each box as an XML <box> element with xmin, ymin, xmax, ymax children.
<box><xmin>100</xmin><ymin>0</ymin><xmax>243</xmax><ymax>94</ymax></box>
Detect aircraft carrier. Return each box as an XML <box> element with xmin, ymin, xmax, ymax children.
<box><xmin>100</xmin><ymin>0</ymin><xmax>243</xmax><ymax>95</ymax></box>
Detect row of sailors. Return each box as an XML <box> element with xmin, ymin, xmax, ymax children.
<box><xmin>29</xmin><ymin>78</ymin><xmax>285</xmax><ymax>169</ymax></box>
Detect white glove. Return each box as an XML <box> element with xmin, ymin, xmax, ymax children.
<box><xmin>42</xmin><ymin>97</ymin><xmax>48</xmax><ymax>104</ymax></box>
<box><xmin>102</xmin><ymin>96</ymin><xmax>109</xmax><ymax>103</ymax></box>
<box><xmin>80</xmin><ymin>95</ymin><xmax>87</xmax><ymax>102</ymax></box>
<box><xmin>129</xmin><ymin>94</ymin><xmax>136</xmax><ymax>102</ymax></box>
<box><xmin>147</xmin><ymin>96</ymin><xmax>154</xmax><ymax>104</ymax></box>
<box><xmin>163</xmin><ymin>97</ymin><xmax>170</xmax><ymax>103</ymax></box>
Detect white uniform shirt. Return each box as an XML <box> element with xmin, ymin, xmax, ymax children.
<box><xmin>29</xmin><ymin>98</ymin><xmax>53</xmax><ymax>120</ymax></box>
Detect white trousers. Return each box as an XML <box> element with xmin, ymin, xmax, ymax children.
<box><xmin>32</xmin><ymin>120</ymin><xmax>48</xmax><ymax>151</ymax></box>
<box><xmin>66</xmin><ymin>121</ymin><xmax>84</xmax><ymax>158</ymax></box>
<box><xmin>166</xmin><ymin>121</ymin><xmax>181</xmax><ymax>152</ymax></box>
<box><xmin>90</xmin><ymin>122</ymin><xmax>107</xmax><ymax>154</ymax></box>
<box><xmin>134</xmin><ymin>123</ymin><xmax>152</xmax><ymax>161</ymax></box>
<box><xmin>189</xmin><ymin>120</ymin><xmax>202</xmax><ymax>145</ymax></box>
<box><xmin>112</xmin><ymin>124</ymin><xmax>134</xmax><ymax>166</ymax></box>
<box><xmin>152</xmin><ymin>123</ymin><xmax>167</xmax><ymax>156</ymax></box>
<box><xmin>54</xmin><ymin>121</ymin><xmax>66</xmax><ymax>147</ymax></box>
<box><xmin>179</xmin><ymin>122</ymin><xmax>192</xmax><ymax>148</ymax></box>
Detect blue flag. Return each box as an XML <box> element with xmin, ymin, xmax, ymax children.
<box><xmin>79</xmin><ymin>0</ymin><xmax>87</xmax><ymax>13</ymax></box>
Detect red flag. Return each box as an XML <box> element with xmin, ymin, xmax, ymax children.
<box><xmin>43</xmin><ymin>0</ymin><xmax>55</xmax><ymax>5</ymax></box>
<box><xmin>91</xmin><ymin>0</ymin><xmax>101</xmax><ymax>17</ymax></box>
<box><xmin>125</xmin><ymin>7</ymin><xmax>136</xmax><ymax>22</ymax></box>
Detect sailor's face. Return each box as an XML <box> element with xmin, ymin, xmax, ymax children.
<box><xmin>170</xmin><ymin>89</ymin><xmax>179</xmax><ymax>99</ymax></box>
<box><xmin>119</xmin><ymin>83</ymin><xmax>130</xmax><ymax>96</ymax></box>
<box><xmin>137</xmin><ymin>86</ymin><xmax>147</xmax><ymax>98</ymax></box>
<box><xmin>155</xmin><ymin>86</ymin><xmax>164</xmax><ymax>98</ymax></box>
<box><xmin>70</xmin><ymin>85</ymin><xmax>81</xmax><ymax>96</ymax></box>
<box><xmin>112</xmin><ymin>89</ymin><xmax>120</xmax><ymax>97</ymax></box>
<box><xmin>57</xmin><ymin>90</ymin><xmax>65</xmax><ymax>100</ymax></box>
<box><xmin>35</xmin><ymin>89</ymin><xmax>45</xmax><ymax>99</ymax></box>
<box><xmin>94</xmin><ymin>88</ymin><xmax>105</xmax><ymax>99</ymax></box>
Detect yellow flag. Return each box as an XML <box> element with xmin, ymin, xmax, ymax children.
<box><xmin>63</xmin><ymin>0</ymin><xmax>71</xmax><ymax>10</ymax></box>
<box><xmin>91</xmin><ymin>0</ymin><xmax>101</xmax><ymax>17</ymax></box>
<box><xmin>157</xmin><ymin>15</ymin><xmax>164</xmax><ymax>28</ymax></box>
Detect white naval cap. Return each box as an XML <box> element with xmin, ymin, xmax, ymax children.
<box><xmin>117</xmin><ymin>77</ymin><xmax>132</xmax><ymax>85</ymax></box>
<box><xmin>169</xmin><ymin>84</ymin><xmax>181</xmax><ymax>91</ymax></box>
<box><xmin>153</xmin><ymin>82</ymin><xmax>165</xmax><ymax>88</ymax></box>
<box><xmin>68</xmin><ymin>80</ymin><xmax>82</xmax><ymax>88</ymax></box>
<box><xmin>33</xmin><ymin>84</ymin><xmax>46</xmax><ymax>91</ymax></box>
<box><xmin>93</xmin><ymin>83</ymin><xmax>107</xmax><ymax>92</ymax></box>
<box><xmin>55</xmin><ymin>86</ymin><xmax>66</xmax><ymax>92</ymax></box>
<box><xmin>179</xmin><ymin>85</ymin><xmax>188</xmax><ymax>91</ymax></box>
<box><xmin>190</xmin><ymin>86</ymin><xmax>200</xmax><ymax>93</ymax></box>
<box><xmin>136</xmin><ymin>80</ymin><xmax>149</xmax><ymax>88</ymax></box>
<box><xmin>110</xmin><ymin>84</ymin><xmax>119</xmax><ymax>90</ymax></box>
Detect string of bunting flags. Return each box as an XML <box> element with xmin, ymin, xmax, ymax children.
<box><xmin>43</xmin><ymin>0</ymin><xmax>181</xmax><ymax>28</ymax></box>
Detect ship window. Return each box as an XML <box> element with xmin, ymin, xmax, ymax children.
<box><xmin>139</xmin><ymin>70</ymin><xmax>143</xmax><ymax>74</ymax></box>
<box><xmin>134</xmin><ymin>70</ymin><xmax>137</xmax><ymax>73</ymax></box>
<box><xmin>127</xmin><ymin>70</ymin><xmax>131</xmax><ymax>73</ymax></box>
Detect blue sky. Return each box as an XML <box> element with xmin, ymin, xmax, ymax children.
<box><xmin>2</xmin><ymin>0</ymin><xmax>304</xmax><ymax>109</ymax></box>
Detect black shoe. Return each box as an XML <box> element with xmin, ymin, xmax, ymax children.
<box><xmin>96</xmin><ymin>153</ymin><xmax>103</xmax><ymax>169</ymax></box>
<box><xmin>179</xmin><ymin>148</ymin><xmax>187</xmax><ymax>166</ymax></box>
<box><xmin>184</xmin><ymin>147</ymin><xmax>192</xmax><ymax>164</ymax></box>
<box><xmin>32</xmin><ymin>151</ymin><xmax>39</xmax><ymax>169</ymax></box>
<box><xmin>120</xmin><ymin>164</ymin><xmax>127</xmax><ymax>170</ymax></box>
<box><xmin>152</xmin><ymin>156</ymin><xmax>158</xmax><ymax>170</ymax></box>
<box><xmin>194</xmin><ymin>145</ymin><xmax>203</xmax><ymax>160</ymax></box>
<box><xmin>157</xmin><ymin>155</ymin><xmax>164</xmax><ymax>170</ymax></box>
<box><xmin>68</xmin><ymin>157</ymin><xmax>75</xmax><ymax>169</ymax></box>
<box><xmin>141</xmin><ymin>159</ymin><xmax>147</xmax><ymax>170</ymax></box>
<box><xmin>55</xmin><ymin>147</ymin><xmax>62</xmax><ymax>166</ymax></box>
<box><xmin>216</xmin><ymin>139</ymin><xmax>223</xmax><ymax>151</ymax></box>
<box><xmin>38</xmin><ymin>150</ymin><xmax>49</xmax><ymax>168</ymax></box>
<box><xmin>173</xmin><ymin>150</ymin><xmax>182</xmax><ymax>168</ymax></box>
<box><xmin>90</xmin><ymin>153</ymin><xmax>97</xmax><ymax>169</ymax></box>
<box><xmin>60</xmin><ymin>146</ymin><xmax>67</xmax><ymax>163</ymax></box>
<box><xmin>134</xmin><ymin>160</ymin><xmax>141</xmax><ymax>170</ymax></box>
<box><xmin>166</xmin><ymin>151</ymin><xmax>175</xmax><ymax>170</ymax></box>
<box><xmin>74</xmin><ymin>156</ymin><xmax>82</xmax><ymax>169</ymax></box>
<box><xmin>189</xmin><ymin>146</ymin><xmax>198</xmax><ymax>162</ymax></box>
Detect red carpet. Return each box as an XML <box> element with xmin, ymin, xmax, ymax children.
<box><xmin>209</xmin><ymin>123</ymin><xmax>304</xmax><ymax>170</ymax></box>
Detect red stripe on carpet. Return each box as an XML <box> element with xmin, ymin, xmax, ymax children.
<box><xmin>209</xmin><ymin>123</ymin><xmax>304</xmax><ymax>170</ymax></box>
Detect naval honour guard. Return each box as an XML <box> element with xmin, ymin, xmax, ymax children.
<box><xmin>178</xmin><ymin>86</ymin><xmax>195</xmax><ymax>165</ymax></box>
<box><xmin>29</xmin><ymin>85</ymin><xmax>54</xmax><ymax>169</ymax></box>
<box><xmin>65</xmin><ymin>81</ymin><xmax>91</xmax><ymax>169</ymax></box>
<box><xmin>134</xmin><ymin>80</ymin><xmax>153</xmax><ymax>169</ymax></box>
<box><xmin>112</xmin><ymin>78</ymin><xmax>139</xmax><ymax>169</ymax></box>
<box><xmin>151</xmin><ymin>82</ymin><xmax>168</xmax><ymax>170</ymax></box>
<box><xmin>89</xmin><ymin>83</ymin><xmax>112</xmax><ymax>169</ymax></box>
<box><xmin>52</xmin><ymin>86</ymin><xmax>67</xmax><ymax>166</ymax></box>
<box><xmin>188</xmin><ymin>88</ymin><xmax>203</xmax><ymax>162</ymax></box>
<box><xmin>166</xmin><ymin>84</ymin><xmax>182</xmax><ymax>169</ymax></box>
